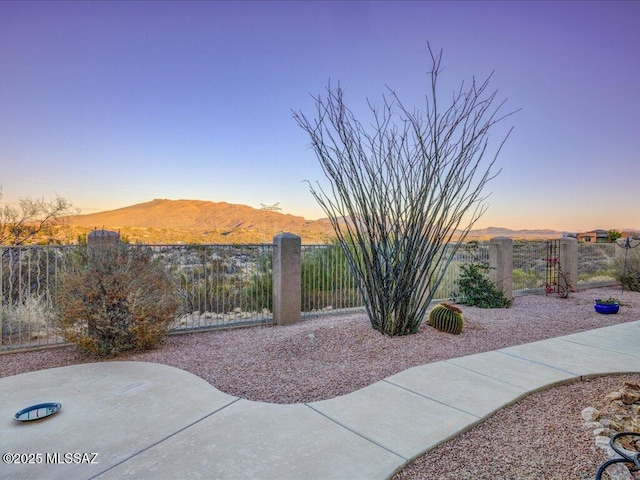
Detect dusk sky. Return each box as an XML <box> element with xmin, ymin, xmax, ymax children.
<box><xmin>1</xmin><ymin>1</ymin><xmax>638</xmax><ymax>232</ymax></box>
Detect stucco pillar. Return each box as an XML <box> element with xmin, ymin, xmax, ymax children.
<box><xmin>489</xmin><ymin>236</ymin><xmax>513</xmax><ymax>301</ymax></box>
<box><xmin>559</xmin><ymin>237</ymin><xmax>578</xmax><ymax>291</ymax></box>
<box><xmin>273</xmin><ymin>233</ymin><xmax>301</xmax><ymax>326</ymax></box>
<box><xmin>87</xmin><ymin>229</ymin><xmax>120</xmax><ymax>250</ymax></box>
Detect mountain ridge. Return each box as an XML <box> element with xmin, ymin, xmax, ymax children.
<box><xmin>62</xmin><ymin>198</ymin><xmax>570</xmax><ymax>244</ymax></box>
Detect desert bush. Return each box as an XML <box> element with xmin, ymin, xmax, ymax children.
<box><xmin>55</xmin><ymin>245</ymin><xmax>179</xmax><ymax>356</ymax></box>
<box><xmin>454</xmin><ymin>263</ymin><xmax>512</xmax><ymax>308</ymax></box>
<box><xmin>1</xmin><ymin>293</ymin><xmax>54</xmax><ymax>347</ymax></box>
<box><xmin>616</xmin><ymin>249</ymin><xmax>640</xmax><ymax>292</ymax></box>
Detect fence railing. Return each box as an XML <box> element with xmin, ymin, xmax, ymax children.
<box><xmin>139</xmin><ymin>244</ymin><xmax>275</xmax><ymax>332</ymax></box>
<box><xmin>1</xmin><ymin>238</ymin><xmax>622</xmax><ymax>352</ymax></box>
<box><xmin>1</xmin><ymin>245</ymin><xmax>81</xmax><ymax>351</ymax></box>
<box><xmin>512</xmin><ymin>241</ymin><xmax>550</xmax><ymax>294</ymax></box>
<box><xmin>301</xmin><ymin>245</ymin><xmax>362</xmax><ymax>318</ymax></box>
<box><xmin>577</xmin><ymin>243</ymin><xmax>617</xmax><ymax>288</ymax></box>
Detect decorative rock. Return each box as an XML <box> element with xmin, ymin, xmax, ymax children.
<box><xmin>621</xmin><ymin>390</ymin><xmax>640</xmax><ymax>405</ymax></box>
<box><xmin>583</xmin><ymin>421</ymin><xmax>604</xmax><ymax>430</ymax></box>
<box><xmin>605</xmin><ymin>390</ymin><xmax>624</xmax><ymax>402</ymax></box>
<box><xmin>593</xmin><ymin>427</ymin><xmax>615</xmax><ymax>437</ymax></box>
<box><xmin>582</xmin><ymin>406</ymin><xmax>601</xmax><ymax>422</ymax></box>
<box><xmin>600</xmin><ymin>418</ymin><xmax>624</xmax><ymax>431</ymax></box>
<box><xmin>586</xmin><ymin>380</ymin><xmax>640</xmax><ymax>480</ymax></box>
<box><xmin>594</xmin><ymin>437</ymin><xmax>633</xmax><ymax>480</ymax></box>
<box><xmin>604</xmin><ymin>463</ymin><xmax>634</xmax><ymax>480</ymax></box>
<box><xmin>595</xmin><ymin>435</ymin><xmax>616</xmax><ymax>457</ymax></box>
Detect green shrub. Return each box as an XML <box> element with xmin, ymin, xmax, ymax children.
<box><xmin>55</xmin><ymin>245</ymin><xmax>179</xmax><ymax>356</ymax></box>
<box><xmin>616</xmin><ymin>249</ymin><xmax>640</xmax><ymax>292</ymax></box>
<box><xmin>454</xmin><ymin>263</ymin><xmax>512</xmax><ymax>308</ymax></box>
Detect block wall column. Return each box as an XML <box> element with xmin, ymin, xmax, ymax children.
<box><xmin>489</xmin><ymin>236</ymin><xmax>514</xmax><ymax>301</ymax></box>
<box><xmin>273</xmin><ymin>233</ymin><xmax>301</xmax><ymax>326</ymax></box>
<box><xmin>559</xmin><ymin>237</ymin><xmax>578</xmax><ymax>291</ymax></box>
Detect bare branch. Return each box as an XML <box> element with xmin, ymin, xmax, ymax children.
<box><xmin>0</xmin><ymin>187</ymin><xmax>75</xmax><ymax>245</ymax></box>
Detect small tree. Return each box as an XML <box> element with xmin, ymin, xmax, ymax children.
<box><xmin>607</xmin><ymin>230</ymin><xmax>623</xmax><ymax>243</ymax></box>
<box><xmin>293</xmin><ymin>46</ymin><xmax>517</xmax><ymax>336</ymax></box>
<box><xmin>0</xmin><ymin>187</ymin><xmax>75</xmax><ymax>245</ymax></box>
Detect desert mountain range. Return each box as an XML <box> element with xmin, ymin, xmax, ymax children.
<box><xmin>63</xmin><ymin>199</ymin><xmax>334</xmax><ymax>244</ymax></box>
<box><xmin>59</xmin><ymin>198</ymin><xmax>568</xmax><ymax>244</ymax></box>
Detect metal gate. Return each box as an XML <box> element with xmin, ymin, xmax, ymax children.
<box><xmin>545</xmin><ymin>239</ymin><xmax>570</xmax><ymax>297</ymax></box>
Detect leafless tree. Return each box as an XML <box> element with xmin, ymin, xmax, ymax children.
<box><xmin>293</xmin><ymin>46</ymin><xmax>518</xmax><ymax>336</ymax></box>
<box><xmin>0</xmin><ymin>187</ymin><xmax>75</xmax><ymax>245</ymax></box>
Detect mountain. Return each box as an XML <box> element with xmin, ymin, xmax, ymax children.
<box><xmin>461</xmin><ymin>227</ymin><xmax>567</xmax><ymax>241</ymax></box>
<box><xmin>62</xmin><ymin>199</ymin><xmax>335</xmax><ymax>244</ymax></box>
<box><xmin>58</xmin><ymin>199</ymin><xmax>567</xmax><ymax>244</ymax></box>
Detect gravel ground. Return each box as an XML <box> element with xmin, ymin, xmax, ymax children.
<box><xmin>1</xmin><ymin>286</ymin><xmax>639</xmax><ymax>479</ymax></box>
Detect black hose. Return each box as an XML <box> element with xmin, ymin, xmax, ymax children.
<box><xmin>594</xmin><ymin>431</ymin><xmax>640</xmax><ymax>479</ymax></box>
<box><xmin>610</xmin><ymin>431</ymin><xmax>640</xmax><ymax>469</ymax></box>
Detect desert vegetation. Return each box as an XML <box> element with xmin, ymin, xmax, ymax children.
<box><xmin>616</xmin><ymin>245</ymin><xmax>640</xmax><ymax>292</ymax></box>
<box><xmin>54</xmin><ymin>245</ymin><xmax>179</xmax><ymax>356</ymax></box>
<box><xmin>294</xmin><ymin>45</ymin><xmax>518</xmax><ymax>336</ymax></box>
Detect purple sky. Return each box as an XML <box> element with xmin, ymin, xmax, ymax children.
<box><xmin>1</xmin><ymin>1</ymin><xmax>638</xmax><ymax>231</ymax></box>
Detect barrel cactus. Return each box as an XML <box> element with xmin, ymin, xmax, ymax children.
<box><xmin>428</xmin><ymin>302</ymin><xmax>464</xmax><ymax>334</ymax></box>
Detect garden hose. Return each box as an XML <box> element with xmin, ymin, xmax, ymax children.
<box><xmin>594</xmin><ymin>431</ymin><xmax>640</xmax><ymax>479</ymax></box>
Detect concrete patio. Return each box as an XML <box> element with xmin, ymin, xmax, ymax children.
<box><xmin>2</xmin><ymin>320</ymin><xmax>639</xmax><ymax>480</ymax></box>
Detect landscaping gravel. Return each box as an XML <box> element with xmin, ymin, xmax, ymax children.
<box><xmin>1</xmin><ymin>286</ymin><xmax>639</xmax><ymax>479</ymax></box>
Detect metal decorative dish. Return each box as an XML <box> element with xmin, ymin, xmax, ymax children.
<box><xmin>14</xmin><ymin>403</ymin><xmax>62</xmax><ymax>422</ymax></box>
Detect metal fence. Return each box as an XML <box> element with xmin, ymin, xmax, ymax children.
<box><xmin>1</xmin><ymin>245</ymin><xmax>81</xmax><ymax>351</ymax></box>
<box><xmin>301</xmin><ymin>245</ymin><xmax>362</xmax><ymax>318</ymax></box>
<box><xmin>139</xmin><ymin>244</ymin><xmax>275</xmax><ymax>332</ymax></box>
<box><xmin>512</xmin><ymin>241</ymin><xmax>549</xmax><ymax>295</ymax></box>
<box><xmin>577</xmin><ymin>242</ymin><xmax>617</xmax><ymax>287</ymax></box>
<box><xmin>0</xmin><ymin>244</ymin><xmax>274</xmax><ymax>352</ymax></box>
<box><xmin>0</xmin><ymin>240</ymin><xmax>624</xmax><ymax>353</ymax></box>
<box><xmin>299</xmin><ymin>242</ymin><xmax>493</xmax><ymax>318</ymax></box>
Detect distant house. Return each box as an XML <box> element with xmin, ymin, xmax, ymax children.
<box><xmin>576</xmin><ymin>230</ymin><xmax>609</xmax><ymax>243</ymax></box>
<box><xmin>576</xmin><ymin>229</ymin><xmax>632</xmax><ymax>243</ymax></box>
